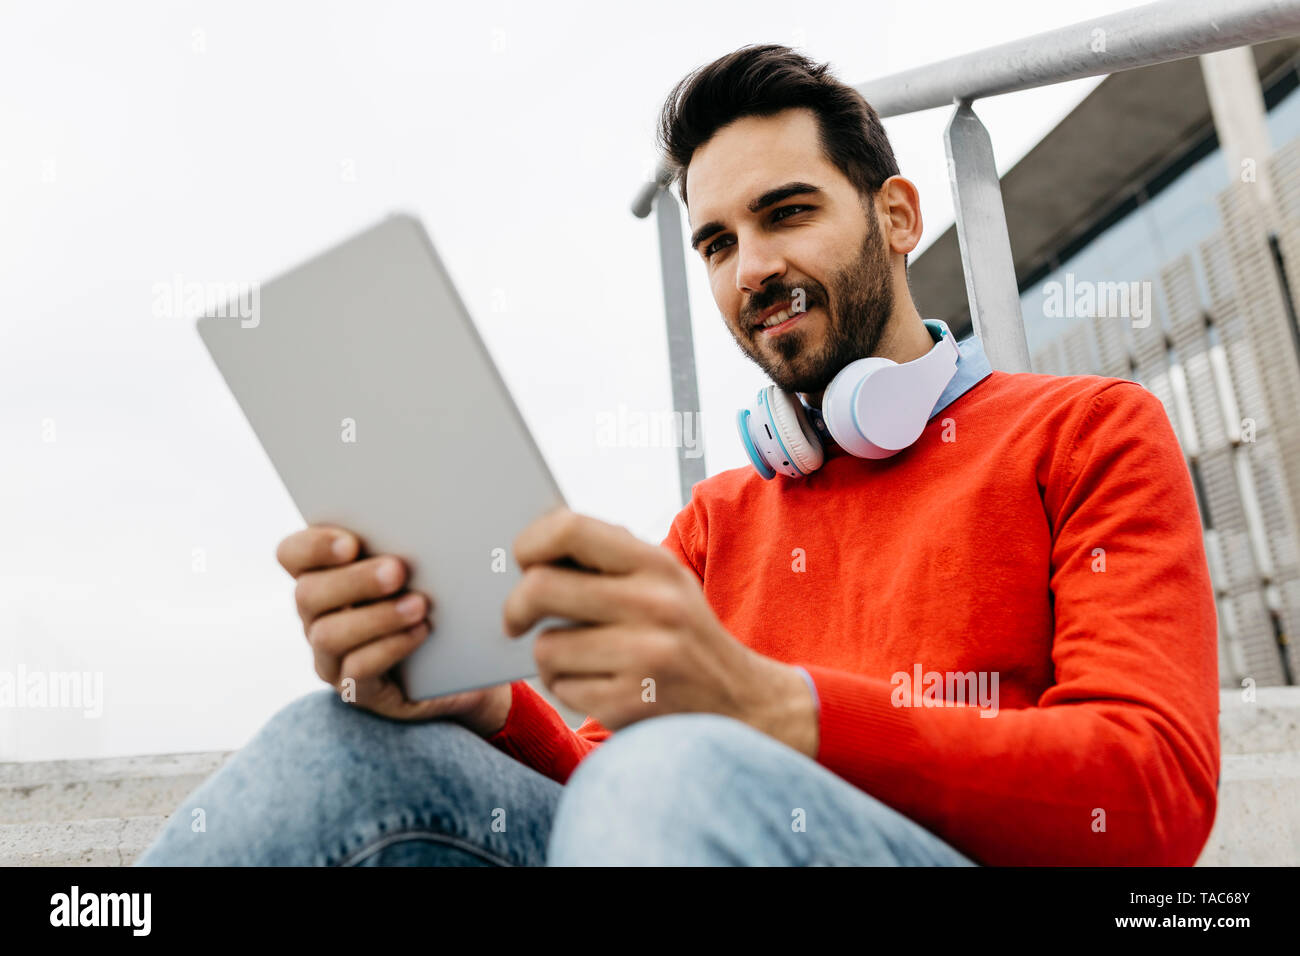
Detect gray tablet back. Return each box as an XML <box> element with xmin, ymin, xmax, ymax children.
<box><xmin>197</xmin><ymin>213</ymin><xmax>562</xmax><ymax>699</ymax></box>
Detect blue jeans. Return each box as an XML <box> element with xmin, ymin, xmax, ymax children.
<box><xmin>136</xmin><ymin>689</ymin><xmax>978</xmax><ymax>866</ymax></box>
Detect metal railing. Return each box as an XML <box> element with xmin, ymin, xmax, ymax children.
<box><xmin>631</xmin><ymin>0</ymin><xmax>1300</xmax><ymax>504</ymax></box>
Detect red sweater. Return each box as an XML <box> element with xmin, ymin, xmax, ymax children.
<box><xmin>487</xmin><ymin>370</ymin><xmax>1221</xmax><ymax>866</ymax></box>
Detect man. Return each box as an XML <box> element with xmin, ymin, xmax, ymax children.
<box><xmin>139</xmin><ymin>44</ymin><xmax>1219</xmax><ymax>867</ymax></box>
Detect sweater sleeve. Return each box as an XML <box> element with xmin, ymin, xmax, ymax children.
<box><xmin>800</xmin><ymin>381</ymin><xmax>1220</xmax><ymax>866</ymax></box>
<box><xmin>484</xmin><ymin>510</ymin><xmax>702</xmax><ymax>782</ymax></box>
<box><xmin>484</xmin><ymin>680</ymin><xmax>610</xmax><ymax>784</ymax></box>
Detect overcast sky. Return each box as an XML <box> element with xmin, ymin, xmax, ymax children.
<box><xmin>0</xmin><ymin>0</ymin><xmax>1137</xmax><ymax>761</ymax></box>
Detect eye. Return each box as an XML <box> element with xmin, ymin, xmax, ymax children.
<box><xmin>771</xmin><ymin>204</ymin><xmax>810</xmax><ymax>222</ymax></box>
<box><xmin>703</xmin><ymin>234</ymin><xmax>735</xmax><ymax>259</ymax></box>
<box><xmin>703</xmin><ymin>205</ymin><xmax>812</xmax><ymax>260</ymax></box>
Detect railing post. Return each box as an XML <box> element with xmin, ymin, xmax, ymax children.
<box><xmin>650</xmin><ymin>188</ymin><xmax>707</xmax><ymax>506</ymax></box>
<box><xmin>944</xmin><ymin>100</ymin><xmax>1033</xmax><ymax>372</ymax></box>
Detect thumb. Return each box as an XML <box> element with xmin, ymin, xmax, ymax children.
<box><xmin>391</xmin><ymin>694</ymin><xmax>470</xmax><ymax>721</ymax></box>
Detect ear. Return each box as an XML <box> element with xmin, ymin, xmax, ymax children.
<box><xmin>878</xmin><ymin>175</ymin><xmax>923</xmax><ymax>258</ymax></box>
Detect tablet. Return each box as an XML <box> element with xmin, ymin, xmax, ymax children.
<box><xmin>197</xmin><ymin>213</ymin><xmax>568</xmax><ymax>699</ymax></box>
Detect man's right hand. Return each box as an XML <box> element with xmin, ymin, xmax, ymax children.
<box><xmin>276</xmin><ymin>525</ymin><xmax>513</xmax><ymax>736</ymax></box>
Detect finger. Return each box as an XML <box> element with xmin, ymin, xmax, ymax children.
<box><xmin>387</xmin><ymin>690</ymin><xmax>488</xmax><ymax>722</ymax></box>
<box><xmin>340</xmin><ymin>674</ymin><xmax>407</xmax><ymax>714</ymax></box>
<box><xmin>337</xmin><ymin>621</ymin><xmax>432</xmax><ymax>684</ymax></box>
<box><xmin>307</xmin><ymin>591</ymin><xmax>431</xmax><ymax>660</ymax></box>
<box><xmin>512</xmin><ymin>508</ymin><xmax>658</xmax><ymax>576</ymax></box>
<box><xmin>385</xmin><ymin>695</ymin><xmax>463</xmax><ymax>721</ymax></box>
<box><xmin>277</xmin><ymin>525</ymin><xmax>359</xmax><ymax>576</ymax></box>
<box><xmin>546</xmin><ymin>673</ymin><xmax>631</xmax><ymax>725</ymax></box>
<box><xmin>502</xmin><ymin>564</ymin><xmax>654</xmax><ymax>637</ymax></box>
<box><xmin>313</xmin><ymin>642</ymin><xmax>343</xmax><ymax>685</ymax></box>
<box><xmin>295</xmin><ymin>555</ymin><xmax>413</xmax><ymax>623</ymax></box>
<box><xmin>533</xmin><ymin>623</ymin><xmax>629</xmax><ymax>683</ymax></box>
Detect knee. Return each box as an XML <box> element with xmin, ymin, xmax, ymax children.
<box><xmin>259</xmin><ymin>685</ymin><xmax>380</xmax><ymax>744</ymax></box>
<box><xmin>568</xmin><ymin>712</ymin><xmax>758</xmax><ymax>786</ymax></box>
<box><xmin>248</xmin><ymin>687</ymin><xmax>364</xmax><ymax>763</ymax></box>
<box><xmin>549</xmin><ymin>714</ymin><xmax>762</xmax><ymax>859</ymax></box>
<box><xmin>243</xmin><ymin>688</ymin><xmax>488</xmax><ymax>793</ymax></box>
<box><xmin>136</xmin><ymin>689</ymin><xmax>487</xmax><ymax>865</ymax></box>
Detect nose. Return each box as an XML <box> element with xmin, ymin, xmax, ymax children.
<box><xmin>735</xmin><ymin>234</ymin><xmax>786</xmax><ymax>298</ymax></box>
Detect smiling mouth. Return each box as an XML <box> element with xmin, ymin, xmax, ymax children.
<box><xmin>756</xmin><ymin>305</ymin><xmax>814</xmax><ymax>336</ymax></box>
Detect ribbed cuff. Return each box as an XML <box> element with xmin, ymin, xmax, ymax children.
<box><xmin>485</xmin><ymin>680</ymin><xmax>584</xmax><ymax>782</ymax></box>
<box><xmin>793</xmin><ymin>665</ymin><xmax>821</xmax><ymax>717</ymax></box>
<box><xmin>800</xmin><ymin>664</ymin><xmax>925</xmax><ymax>787</ymax></box>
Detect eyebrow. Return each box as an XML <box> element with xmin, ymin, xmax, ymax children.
<box><xmin>689</xmin><ymin>182</ymin><xmax>825</xmax><ymax>254</ymax></box>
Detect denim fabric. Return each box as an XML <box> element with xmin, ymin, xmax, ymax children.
<box><xmin>136</xmin><ymin>689</ymin><xmax>977</xmax><ymax>867</ymax></box>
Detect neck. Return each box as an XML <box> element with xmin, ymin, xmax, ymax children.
<box><xmin>798</xmin><ymin>304</ymin><xmax>933</xmax><ymax>410</ymax></box>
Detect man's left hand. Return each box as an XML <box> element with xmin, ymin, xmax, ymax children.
<box><xmin>501</xmin><ymin>507</ymin><xmax>818</xmax><ymax>757</ymax></box>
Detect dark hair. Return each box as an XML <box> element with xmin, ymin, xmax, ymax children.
<box><xmin>656</xmin><ymin>44</ymin><xmax>900</xmax><ymax>214</ymax></box>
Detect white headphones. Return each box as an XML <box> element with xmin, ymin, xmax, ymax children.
<box><xmin>736</xmin><ymin>319</ymin><xmax>960</xmax><ymax>479</ymax></box>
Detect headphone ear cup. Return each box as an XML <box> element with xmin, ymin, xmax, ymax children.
<box><xmin>762</xmin><ymin>386</ymin><xmax>824</xmax><ymax>475</ymax></box>
<box><xmin>823</xmin><ymin>356</ymin><xmax>907</xmax><ymax>459</ymax></box>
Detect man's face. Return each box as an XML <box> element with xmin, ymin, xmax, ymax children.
<box><xmin>686</xmin><ymin>107</ymin><xmax>894</xmax><ymax>395</ymax></box>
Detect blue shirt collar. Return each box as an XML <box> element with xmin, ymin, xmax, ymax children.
<box><xmin>924</xmin><ymin>318</ymin><xmax>993</xmax><ymax>420</ymax></box>
<box><xmin>796</xmin><ymin>319</ymin><xmax>993</xmax><ymax>444</ymax></box>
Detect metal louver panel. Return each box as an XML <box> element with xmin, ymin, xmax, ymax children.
<box><xmin>1031</xmin><ymin>337</ymin><xmax>1064</xmax><ymax>376</ymax></box>
<box><xmin>1027</xmin><ymin>144</ymin><xmax>1300</xmax><ymax>686</ymax></box>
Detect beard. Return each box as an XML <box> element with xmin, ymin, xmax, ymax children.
<box><xmin>732</xmin><ymin>203</ymin><xmax>894</xmax><ymax>395</ymax></box>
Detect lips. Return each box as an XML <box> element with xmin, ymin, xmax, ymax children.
<box><xmin>752</xmin><ymin>296</ymin><xmax>822</xmax><ymax>331</ymax></box>
<box><xmin>753</xmin><ymin>300</ymin><xmax>795</xmax><ymax>329</ymax></box>
<box><xmin>757</xmin><ymin>307</ymin><xmax>810</xmax><ymax>336</ymax></box>
<box><xmin>752</xmin><ymin>299</ymin><xmax>819</xmax><ymax>337</ymax></box>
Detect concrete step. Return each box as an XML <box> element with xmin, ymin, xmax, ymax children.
<box><xmin>1197</xmin><ymin>751</ymin><xmax>1300</xmax><ymax>865</ymax></box>
<box><xmin>0</xmin><ymin>815</ymin><xmax>170</xmax><ymax>867</ymax></box>
<box><xmin>1218</xmin><ymin>686</ymin><xmax>1300</xmax><ymax>754</ymax></box>
<box><xmin>0</xmin><ymin>751</ymin><xmax>232</xmax><ymax>825</ymax></box>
